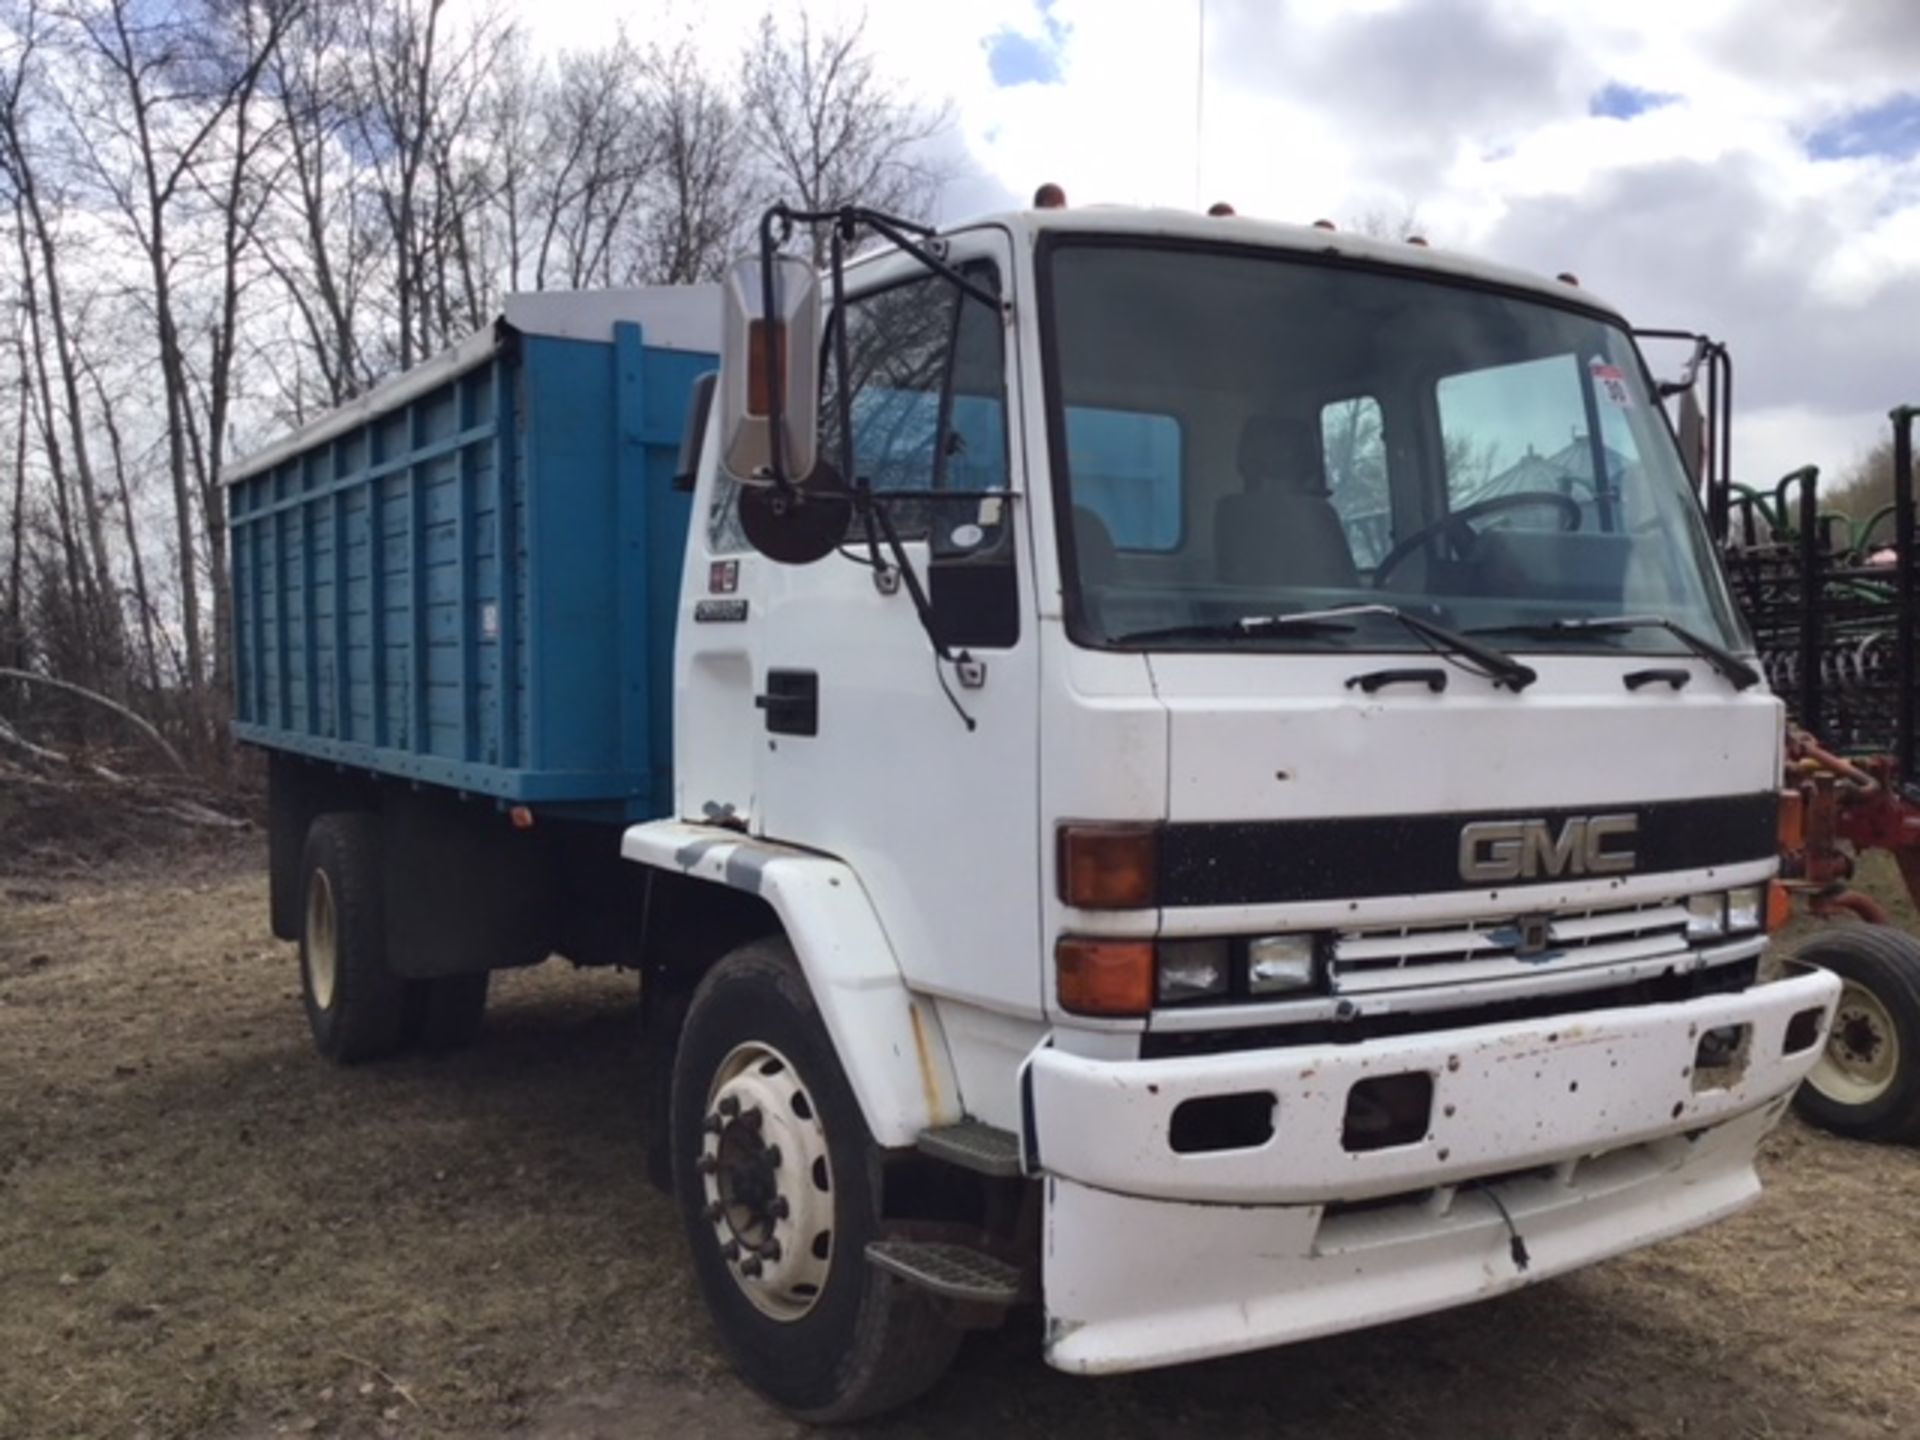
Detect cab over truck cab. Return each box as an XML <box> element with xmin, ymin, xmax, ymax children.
<box><xmin>232</xmin><ymin>206</ymin><xmax>1842</xmax><ymax>1422</ymax></box>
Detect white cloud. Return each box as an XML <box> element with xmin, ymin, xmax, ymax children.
<box><xmin>510</xmin><ymin>0</ymin><xmax>1920</xmax><ymax>487</ymax></box>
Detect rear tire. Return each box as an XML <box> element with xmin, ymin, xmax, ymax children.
<box><xmin>1791</xmin><ymin>924</ymin><xmax>1920</xmax><ymax>1142</ymax></box>
<box><xmin>299</xmin><ymin>814</ymin><xmax>408</xmax><ymax>1064</ymax></box>
<box><xmin>670</xmin><ymin>939</ymin><xmax>961</xmax><ymax>1421</ymax></box>
<box><xmin>403</xmin><ymin>973</ymin><xmax>490</xmax><ymax>1051</ymax></box>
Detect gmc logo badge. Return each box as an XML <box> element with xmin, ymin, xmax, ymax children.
<box><xmin>1458</xmin><ymin>814</ymin><xmax>1638</xmax><ymax>883</ymax></box>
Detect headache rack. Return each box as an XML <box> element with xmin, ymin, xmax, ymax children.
<box><xmin>1711</xmin><ymin>399</ymin><xmax>1920</xmax><ymax>770</ymax></box>
<box><xmin>1671</xmin><ymin>333</ymin><xmax>1920</xmax><ymax>922</ymax></box>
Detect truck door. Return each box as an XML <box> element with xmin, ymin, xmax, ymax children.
<box><xmin>753</xmin><ymin>228</ymin><xmax>1044</xmax><ymax>1017</ymax></box>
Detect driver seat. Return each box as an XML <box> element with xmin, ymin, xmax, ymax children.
<box><xmin>1214</xmin><ymin>416</ymin><xmax>1360</xmax><ymax>588</ymax></box>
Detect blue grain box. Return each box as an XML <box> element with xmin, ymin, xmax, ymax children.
<box><xmin>227</xmin><ymin>288</ymin><xmax>721</xmax><ymax>820</ymax></box>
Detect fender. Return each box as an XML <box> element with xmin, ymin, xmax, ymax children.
<box><xmin>621</xmin><ymin>819</ymin><xmax>965</xmax><ymax>1147</ymax></box>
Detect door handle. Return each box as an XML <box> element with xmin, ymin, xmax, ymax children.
<box><xmin>756</xmin><ymin>670</ymin><xmax>819</xmax><ymax>736</ymax></box>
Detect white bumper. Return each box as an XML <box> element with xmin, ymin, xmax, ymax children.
<box><xmin>1030</xmin><ymin>968</ymin><xmax>1838</xmax><ymax>1374</ymax></box>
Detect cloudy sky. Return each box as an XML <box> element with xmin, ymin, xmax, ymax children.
<box><xmin>532</xmin><ymin>0</ymin><xmax>1920</xmax><ymax>488</ymax></box>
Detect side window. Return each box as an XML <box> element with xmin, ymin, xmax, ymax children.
<box><xmin>1437</xmin><ymin>354</ymin><xmax>1616</xmax><ymax>530</ymax></box>
<box><xmin>1320</xmin><ymin>396</ymin><xmax>1389</xmax><ymax>568</ymax></box>
<box><xmin>709</xmin><ymin>265</ymin><xmax>1008</xmax><ymax>552</ymax></box>
<box><xmin>821</xmin><ymin>266</ymin><xmax>1008</xmax><ymax>536</ymax></box>
<box><xmin>1066</xmin><ymin>407</ymin><xmax>1182</xmax><ymax>551</ymax></box>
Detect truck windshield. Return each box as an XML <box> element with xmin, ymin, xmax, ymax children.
<box><xmin>1042</xmin><ymin>239</ymin><xmax>1745</xmax><ymax>657</ymax></box>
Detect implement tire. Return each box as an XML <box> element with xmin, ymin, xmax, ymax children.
<box><xmin>299</xmin><ymin>814</ymin><xmax>408</xmax><ymax>1064</ymax></box>
<box><xmin>1792</xmin><ymin>924</ymin><xmax>1920</xmax><ymax>1143</ymax></box>
<box><xmin>670</xmin><ymin>939</ymin><xmax>961</xmax><ymax>1421</ymax></box>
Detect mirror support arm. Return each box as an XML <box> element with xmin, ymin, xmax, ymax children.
<box><xmin>757</xmin><ymin>207</ymin><xmax>797</xmax><ymax>494</ymax></box>
<box><xmin>763</xmin><ymin>203</ymin><xmax>1008</xmax><ymax>316</ymax></box>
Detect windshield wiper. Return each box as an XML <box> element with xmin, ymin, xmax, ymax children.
<box><xmin>1467</xmin><ymin>614</ymin><xmax>1760</xmax><ymax>690</ymax></box>
<box><xmin>1113</xmin><ymin>604</ymin><xmax>1537</xmax><ymax>692</ymax></box>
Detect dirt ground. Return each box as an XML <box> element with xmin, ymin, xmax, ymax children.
<box><xmin>3</xmin><ymin>841</ymin><xmax>1920</xmax><ymax>1440</ymax></box>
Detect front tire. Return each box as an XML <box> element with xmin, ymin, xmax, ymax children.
<box><xmin>300</xmin><ymin>813</ymin><xmax>408</xmax><ymax>1064</ymax></box>
<box><xmin>670</xmin><ymin>939</ymin><xmax>961</xmax><ymax>1421</ymax></box>
<box><xmin>1792</xmin><ymin>924</ymin><xmax>1920</xmax><ymax>1142</ymax></box>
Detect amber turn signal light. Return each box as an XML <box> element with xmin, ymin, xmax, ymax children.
<box><xmin>1059</xmin><ymin>824</ymin><xmax>1159</xmax><ymax>909</ymax></box>
<box><xmin>746</xmin><ymin>320</ymin><xmax>785</xmax><ymax>417</ymax></box>
<box><xmin>1057</xmin><ymin>938</ymin><xmax>1155</xmax><ymax>1017</ymax></box>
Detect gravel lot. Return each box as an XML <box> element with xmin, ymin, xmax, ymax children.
<box><xmin>3</xmin><ymin>839</ymin><xmax>1919</xmax><ymax>1440</ymax></box>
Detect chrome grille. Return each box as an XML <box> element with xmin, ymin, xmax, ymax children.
<box><xmin>1329</xmin><ymin>899</ymin><xmax>1694</xmax><ymax>994</ymax></box>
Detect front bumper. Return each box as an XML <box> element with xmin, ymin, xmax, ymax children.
<box><xmin>1028</xmin><ymin>967</ymin><xmax>1838</xmax><ymax>1374</ymax></box>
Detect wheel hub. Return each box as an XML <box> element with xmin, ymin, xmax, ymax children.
<box><xmin>700</xmin><ymin>1042</ymin><xmax>833</xmax><ymax>1321</ymax></box>
<box><xmin>305</xmin><ymin>869</ymin><xmax>338</xmax><ymax>1012</ymax></box>
<box><xmin>1809</xmin><ymin>980</ymin><xmax>1901</xmax><ymax>1107</ymax></box>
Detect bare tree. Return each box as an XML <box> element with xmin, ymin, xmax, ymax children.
<box><xmin>520</xmin><ymin>33</ymin><xmax>656</xmax><ymax>291</ymax></box>
<box><xmin>0</xmin><ymin>1</ymin><xmax>121</xmax><ymax>679</ymax></box>
<box><xmin>75</xmin><ymin>347</ymin><xmax>160</xmax><ymax>693</ymax></box>
<box><xmin>3</xmin><ymin>329</ymin><xmax>28</xmax><ymax>674</ymax></box>
<box><xmin>346</xmin><ymin>0</ymin><xmax>512</xmax><ymax>366</ymax></box>
<box><xmin>642</xmin><ymin>35</ymin><xmax>749</xmax><ymax>283</ymax></box>
<box><xmin>62</xmin><ymin>0</ymin><xmax>295</xmax><ymax>704</ymax></box>
<box><xmin>1350</xmin><ymin>204</ymin><xmax>1428</xmax><ymax>243</ymax></box>
<box><xmin>259</xmin><ymin>0</ymin><xmax>377</xmax><ymax>407</ymax></box>
<box><xmin>0</xmin><ymin>0</ymin><xmax>955</xmax><ymax>769</ymax></box>
<box><xmin>739</xmin><ymin>9</ymin><xmax>950</xmax><ymax>262</ymax></box>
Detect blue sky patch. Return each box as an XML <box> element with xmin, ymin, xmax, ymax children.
<box><xmin>1808</xmin><ymin>93</ymin><xmax>1920</xmax><ymax>162</ymax></box>
<box><xmin>1588</xmin><ymin>83</ymin><xmax>1679</xmax><ymax>121</ymax></box>
<box><xmin>987</xmin><ymin>0</ymin><xmax>1068</xmax><ymax>87</ymax></box>
<box><xmin>987</xmin><ymin>29</ymin><xmax>1063</xmax><ymax>86</ymax></box>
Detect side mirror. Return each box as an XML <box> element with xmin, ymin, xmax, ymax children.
<box><xmin>719</xmin><ymin>251</ymin><xmax>821</xmax><ymax>486</ymax></box>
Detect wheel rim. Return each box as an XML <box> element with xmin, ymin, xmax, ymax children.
<box><xmin>1809</xmin><ymin>979</ymin><xmax>1901</xmax><ymax>1107</ymax></box>
<box><xmin>697</xmin><ymin>1041</ymin><xmax>834</xmax><ymax>1322</ymax></box>
<box><xmin>305</xmin><ymin>868</ymin><xmax>338</xmax><ymax>1012</ymax></box>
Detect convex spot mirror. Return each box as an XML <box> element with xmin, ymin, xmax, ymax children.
<box><xmin>719</xmin><ymin>251</ymin><xmax>821</xmax><ymax>492</ymax></box>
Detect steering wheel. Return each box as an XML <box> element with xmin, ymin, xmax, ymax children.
<box><xmin>1372</xmin><ymin>490</ymin><xmax>1583</xmax><ymax>588</ymax></box>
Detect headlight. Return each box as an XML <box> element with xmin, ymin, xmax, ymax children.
<box><xmin>1248</xmin><ymin>934</ymin><xmax>1318</xmax><ymax>994</ymax></box>
<box><xmin>1157</xmin><ymin>938</ymin><xmax>1230</xmax><ymax>1003</ymax></box>
<box><xmin>1684</xmin><ymin>893</ymin><xmax>1726</xmax><ymax>941</ymax></box>
<box><xmin>1725</xmin><ymin>885</ymin><xmax>1764</xmax><ymax>935</ymax></box>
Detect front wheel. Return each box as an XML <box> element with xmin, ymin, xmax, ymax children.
<box><xmin>669</xmin><ymin>939</ymin><xmax>961</xmax><ymax>1421</ymax></box>
<box><xmin>1791</xmin><ymin>925</ymin><xmax>1920</xmax><ymax>1142</ymax></box>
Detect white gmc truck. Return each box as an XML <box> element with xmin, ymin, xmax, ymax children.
<box><xmin>234</xmin><ymin>199</ymin><xmax>1842</xmax><ymax>1421</ymax></box>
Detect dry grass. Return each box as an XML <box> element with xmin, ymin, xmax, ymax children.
<box><xmin>3</xmin><ymin>842</ymin><xmax>1920</xmax><ymax>1439</ymax></box>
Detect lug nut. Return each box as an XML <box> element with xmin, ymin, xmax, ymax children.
<box><xmin>703</xmin><ymin>1200</ymin><xmax>724</xmax><ymax>1223</ymax></box>
<box><xmin>761</xmin><ymin>1145</ymin><xmax>782</xmax><ymax>1169</ymax></box>
<box><xmin>764</xmin><ymin>1239</ymin><xmax>783</xmax><ymax>1262</ymax></box>
<box><xmin>718</xmin><ymin>1095</ymin><xmax>741</xmax><ymax>1118</ymax></box>
<box><xmin>721</xmin><ymin>1239</ymin><xmax>740</xmax><ymax>1261</ymax></box>
<box><xmin>703</xmin><ymin>1114</ymin><xmax>724</xmax><ymax>1135</ymax></box>
<box><xmin>695</xmin><ymin>1153</ymin><xmax>718</xmax><ymax>1175</ymax></box>
<box><xmin>741</xmin><ymin>1106</ymin><xmax>763</xmax><ymax>1131</ymax></box>
<box><xmin>740</xmin><ymin>1256</ymin><xmax>764</xmax><ymax>1278</ymax></box>
<box><xmin>768</xmin><ymin>1196</ymin><xmax>790</xmax><ymax>1220</ymax></box>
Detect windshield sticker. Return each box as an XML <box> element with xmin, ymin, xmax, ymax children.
<box><xmin>1590</xmin><ymin>360</ymin><xmax>1631</xmax><ymax>407</ymax></box>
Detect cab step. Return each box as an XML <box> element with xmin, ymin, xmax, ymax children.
<box><xmin>915</xmin><ymin>1119</ymin><xmax>1022</xmax><ymax>1177</ymax></box>
<box><xmin>865</xmin><ymin>1240</ymin><xmax>1025</xmax><ymax>1305</ymax></box>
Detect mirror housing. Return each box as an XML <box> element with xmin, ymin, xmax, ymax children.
<box><xmin>719</xmin><ymin>252</ymin><xmax>821</xmax><ymax>486</ymax></box>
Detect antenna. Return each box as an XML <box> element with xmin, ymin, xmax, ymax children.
<box><xmin>1194</xmin><ymin>0</ymin><xmax>1206</xmax><ymax>208</ymax></box>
